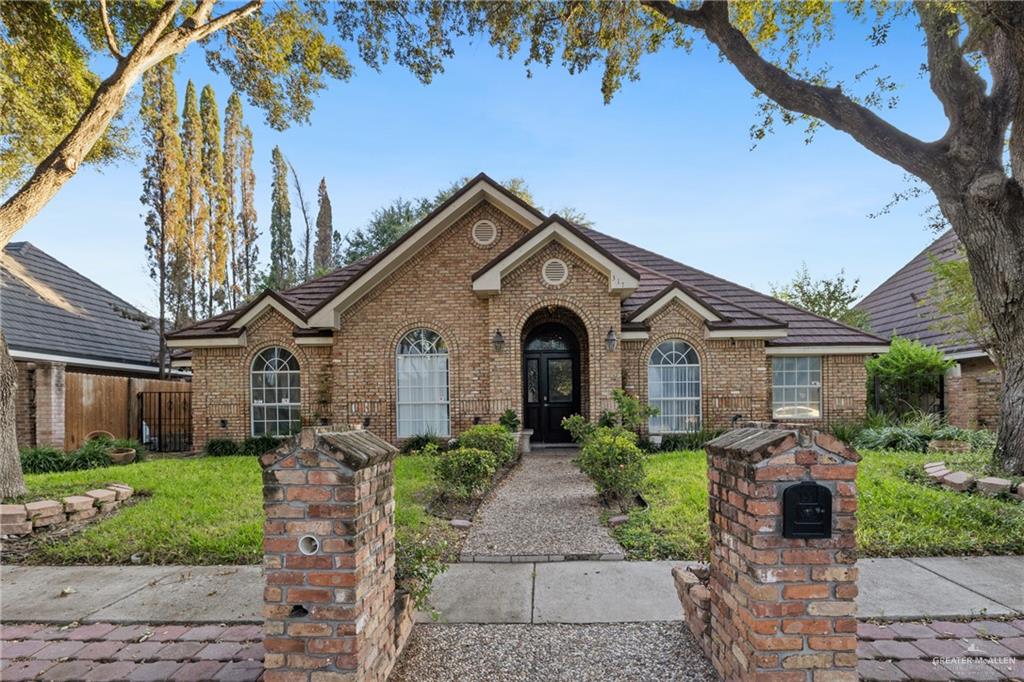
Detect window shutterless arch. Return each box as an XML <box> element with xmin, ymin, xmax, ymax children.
<box><xmin>648</xmin><ymin>340</ymin><xmax>702</xmax><ymax>433</ymax></box>
<box><xmin>251</xmin><ymin>347</ymin><xmax>301</xmax><ymax>437</ymax></box>
<box><xmin>396</xmin><ymin>329</ymin><xmax>450</xmax><ymax>438</ymax></box>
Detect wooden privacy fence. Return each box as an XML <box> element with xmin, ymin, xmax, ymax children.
<box><xmin>64</xmin><ymin>372</ymin><xmax>189</xmax><ymax>451</ymax></box>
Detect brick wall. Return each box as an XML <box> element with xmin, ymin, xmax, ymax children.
<box><xmin>32</xmin><ymin>362</ymin><xmax>65</xmax><ymax>448</ymax></box>
<box><xmin>945</xmin><ymin>356</ymin><xmax>1001</xmax><ymax>431</ymax></box>
<box><xmin>14</xmin><ymin>361</ymin><xmax>35</xmax><ymax>448</ymax></box>
<box><xmin>261</xmin><ymin>428</ymin><xmax>411</xmax><ymax>682</ymax></box>
<box><xmin>688</xmin><ymin>425</ymin><xmax>859</xmax><ymax>681</ymax></box>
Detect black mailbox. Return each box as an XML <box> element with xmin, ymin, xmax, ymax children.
<box><xmin>782</xmin><ymin>481</ymin><xmax>832</xmax><ymax>539</ymax></box>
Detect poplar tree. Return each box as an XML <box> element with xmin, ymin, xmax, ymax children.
<box><xmin>314</xmin><ymin>178</ymin><xmax>333</xmax><ymax>275</ymax></box>
<box><xmin>140</xmin><ymin>58</ymin><xmax>187</xmax><ymax>377</ymax></box>
<box><xmin>180</xmin><ymin>81</ymin><xmax>207</xmax><ymax>320</ymax></box>
<box><xmin>223</xmin><ymin>92</ymin><xmax>244</xmax><ymax>308</ymax></box>
<box><xmin>268</xmin><ymin>146</ymin><xmax>295</xmax><ymax>289</ymax></box>
<box><xmin>200</xmin><ymin>85</ymin><xmax>228</xmax><ymax>315</ymax></box>
<box><xmin>238</xmin><ymin>126</ymin><xmax>259</xmax><ymax>299</ymax></box>
<box><xmin>287</xmin><ymin>160</ymin><xmax>313</xmax><ymax>282</ymax></box>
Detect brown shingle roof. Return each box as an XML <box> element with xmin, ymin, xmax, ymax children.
<box><xmin>170</xmin><ymin>178</ymin><xmax>886</xmax><ymax>349</ymax></box>
<box><xmin>854</xmin><ymin>230</ymin><xmax>974</xmax><ymax>354</ymax></box>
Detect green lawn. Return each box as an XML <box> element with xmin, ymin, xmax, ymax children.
<box><xmin>613</xmin><ymin>449</ymin><xmax>1024</xmax><ymax>560</ymax></box>
<box><xmin>15</xmin><ymin>455</ymin><xmax>442</xmax><ymax>565</ymax></box>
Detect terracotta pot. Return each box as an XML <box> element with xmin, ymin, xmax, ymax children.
<box><xmin>109</xmin><ymin>448</ymin><xmax>136</xmax><ymax>465</ymax></box>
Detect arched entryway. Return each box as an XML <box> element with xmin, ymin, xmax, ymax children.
<box><xmin>521</xmin><ymin>308</ymin><xmax>587</xmax><ymax>443</ymax></box>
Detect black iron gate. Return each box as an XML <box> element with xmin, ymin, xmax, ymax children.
<box><xmin>871</xmin><ymin>373</ymin><xmax>945</xmax><ymax>419</ymax></box>
<box><xmin>138</xmin><ymin>391</ymin><xmax>192</xmax><ymax>453</ymax></box>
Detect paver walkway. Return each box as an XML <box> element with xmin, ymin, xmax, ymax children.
<box><xmin>460</xmin><ymin>448</ymin><xmax>624</xmax><ymax>561</ymax></box>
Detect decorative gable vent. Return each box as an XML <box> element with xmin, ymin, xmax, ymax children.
<box><xmin>542</xmin><ymin>258</ymin><xmax>569</xmax><ymax>286</ymax></box>
<box><xmin>472</xmin><ymin>219</ymin><xmax>498</xmax><ymax>246</ymax></box>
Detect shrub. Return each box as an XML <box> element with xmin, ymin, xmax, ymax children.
<box><xmin>867</xmin><ymin>336</ymin><xmax>953</xmax><ymax>417</ymax></box>
<box><xmin>435</xmin><ymin>447</ymin><xmax>497</xmax><ymax>499</ymax></box>
<box><xmin>499</xmin><ymin>409</ymin><xmax>521</xmax><ymax>432</ymax></box>
<box><xmin>401</xmin><ymin>433</ymin><xmax>445</xmax><ymax>454</ymax></box>
<box><xmin>241</xmin><ymin>435</ymin><xmax>283</xmax><ymax>456</ymax></box>
<box><xmin>66</xmin><ymin>439</ymin><xmax>113</xmax><ymax>470</ymax></box>
<box><xmin>458</xmin><ymin>424</ymin><xmax>516</xmax><ymax>467</ymax></box>
<box><xmin>562</xmin><ymin>414</ymin><xmax>597</xmax><ymax>443</ymax></box>
<box><xmin>20</xmin><ymin>446</ymin><xmax>67</xmax><ymax>474</ymax></box>
<box><xmin>658</xmin><ymin>429</ymin><xmax>724</xmax><ymax>452</ymax></box>
<box><xmin>395</xmin><ymin>529</ymin><xmax>448</xmax><ymax>612</ymax></box>
<box><xmin>577</xmin><ymin>427</ymin><xmax>645</xmax><ymax>510</ymax></box>
<box><xmin>206</xmin><ymin>438</ymin><xmax>241</xmax><ymax>456</ymax></box>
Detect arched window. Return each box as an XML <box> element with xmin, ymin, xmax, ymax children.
<box><xmin>251</xmin><ymin>347</ymin><xmax>301</xmax><ymax>436</ymax></box>
<box><xmin>396</xmin><ymin>329</ymin><xmax>450</xmax><ymax>438</ymax></box>
<box><xmin>648</xmin><ymin>340</ymin><xmax>701</xmax><ymax>433</ymax></box>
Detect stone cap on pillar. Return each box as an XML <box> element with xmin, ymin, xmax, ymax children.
<box><xmin>706</xmin><ymin>423</ymin><xmax>859</xmax><ymax>463</ymax></box>
<box><xmin>259</xmin><ymin>426</ymin><xmax>398</xmax><ymax>472</ymax></box>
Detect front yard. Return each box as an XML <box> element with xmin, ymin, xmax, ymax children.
<box><xmin>613</xmin><ymin>449</ymin><xmax>1024</xmax><ymax>560</ymax></box>
<box><xmin>8</xmin><ymin>449</ymin><xmax>1023</xmax><ymax>565</ymax></box>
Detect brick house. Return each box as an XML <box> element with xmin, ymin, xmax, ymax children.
<box><xmin>168</xmin><ymin>174</ymin><xmax>887</xmax><ymax>448</ymax></box>
<box><xmin>855</xmin><ymin>230</ymin><xmax>1000</xmax><ymax>430</ymax></box>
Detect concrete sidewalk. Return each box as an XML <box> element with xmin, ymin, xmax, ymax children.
<box><xmin>2</xmin><ymin>556</ymin><xmax>1021</xmax><ymax>625</ymax></box>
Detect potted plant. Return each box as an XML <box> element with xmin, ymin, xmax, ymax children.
<box><xmin>109</xmin><ymin>446</ymin><xmax>137</xmax><ymax>465</ymax></box>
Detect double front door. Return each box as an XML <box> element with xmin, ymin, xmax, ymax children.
<box><xmin>523</xmin><ymin>323</ymin><xmax>580</xmax><ymax>443</ymax></box>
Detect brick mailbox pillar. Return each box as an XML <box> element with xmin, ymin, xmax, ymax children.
<box><xmin>261</xmin><ymin>428</ymin><xmax>413</xmax><ymax>682</ymax></box>
<box><xmin>675</xmin><ymin>425</ymin><xmax>859</xmax><ymax>682</ymax></box>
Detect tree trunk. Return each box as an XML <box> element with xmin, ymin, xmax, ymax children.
<box><xmin>0</xmin><ymin>332</ymin><xmax>27</xmax><ymax>499</ymax></box>
<box><xmin>941</xmin><ymin>174</ymin><xmax>1024</xmax><ymax>475</ymax></box>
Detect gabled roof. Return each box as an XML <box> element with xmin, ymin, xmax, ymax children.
<box><xmin>169</xmin><ymin>174</ymin><xmax>888</xmax><ymax>351</ymax></box>
<box><xmin>855</xmin><ymin>230</ymin><xmax>977</xmax><ymax>356</ymax></box>
<box><xmin>1</xmin><ymin>242</ymin><xmax>162</xmax><ymax>370</ymax></box>
<box><xmin>472</xmin><ymin>216</ymin><xmax>640</xmax><ymax>297</ymax></box>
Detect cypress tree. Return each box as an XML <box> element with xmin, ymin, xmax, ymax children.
<box><xmin>200</xmin><ymin>85</ymin><xmax>228</xmax><ymax>315</ymax></box>
<box><xmin>268</xmin><ymin>146</ymin><xmax>295</xmax><ymax>289</ymax></box>
<box><xmin>181</xmin><ymin>81</ymin><xmax>207</xmax><ymax>320</ymax></box>
<box><xmin>314</xmin><ymin>178</ymin><xmax>333</xmax><ymax>275</ymax></box>
<box><xmin>223</xmin><ymin>92</ymin><xmax>244</xmax><ymax>308</ymax></box>
<box><xmin>238</xmin><ymin>126</ymin><xmax>259</xmax><ymax>299</ymax></box>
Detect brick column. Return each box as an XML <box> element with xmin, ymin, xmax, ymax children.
<box><xmin>692</xmin><ymin>425</ymin><xmax>859</xmax><ymax>681</ymax></box>
<box><xmin>261</xmin><ymin>428</ymin><xmax>412</xmax><ymax>682</ymax></box>
<box><xmin>33</xmin><ymin>362</ymin><xmax>65</xmax><ymax>448</ymax></box>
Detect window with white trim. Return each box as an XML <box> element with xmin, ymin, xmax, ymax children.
<box><xmin>648</xmin><ymin>340</ymin><xmax>701</xmax><ymax>433</ymax></box>
<box><xmin>772</xmin><ymin>356</ymin><xmax>822</xmax><ymax>419</ymax></box>
<box><xmin>396</xmin><ymin>329</ymin><xmax>450</xmax><ymax>438</ymax></box>
<box><xmin>251</xmin><ymin>347</ymin><xmax>301</xmax><ymax>436</ymax></box>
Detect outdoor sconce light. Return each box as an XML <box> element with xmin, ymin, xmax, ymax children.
<box><xmin>219</xmin><ymin>419</ymin><xmax>228</xmax><ymax>429</ymax></box>
<box><xmin>492</xmin><ymin>329</ymin><xmax>505</xmax><ymax>352</ymax></box>
<box><xmin>473</xmin><ymin>416</ymin><xmax>482</xmax><ymax>425</ymax></box>
<box><xmin>605</xmin><ymin>328</ymin><xmax>619</xmax><ymax>352</ymax></box>
<box><xmin>362</xmin><ymin>416</ymin><xmax>371</xmax><ymax>428</ymax></box>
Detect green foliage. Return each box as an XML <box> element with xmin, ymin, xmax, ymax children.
<box><xmin>434</xmin><ymin>447</ymin><xmax>497</xmax><ymax>500</ymax></box>
<box><xmin>658</xmin><ymin>429</ymin><xmax>724</xmax><ymax>452</ymax></box>
<box><xmin>66</xmin><ymin>439</ymin><xmax>113</xmax><ymax>471</ymax></box>
<box><xmin>395</xmin><ymin>528</ymin><xmax>448</xmax><ymax>612</ymax></box>
<box><xmin>577</xmin><ymin>427</ymin><xmax>645</xmax><ymax>511</ymax></box>
<box><xmin>770</xmin><ymin>263</ymin><xmax>870</xmax><ymax>330</ymax></box>
<box><xmin>867</xmin><ymin>336</ymin><xmax>953</xmax><ymax>416</ymax></box>
<box><xmin>241</xmin><ymin>435</ymin><xmax>283</xmax><ymax>456</ymax></box>
<box><xmin>562</xmin><ymin>414</ymin><xmax>598</xmax><ymax>444</ymax></box>
<box><xmin>401</xmin><ymin>434</ymin><xmax>446</xmax><ymax>454</ymax></box>
<box><xmin>457</xmin><ymin>424</ymin><xmax>516</xmax><ymax>467</ymax></box>
<box><xmin>206</xmin><ymin>438</ymin><xmax>241</xmax><ymax>457</ymax></box>
<box><xmin>267</xmin><ymin>145</ymin><xmax>295</xmax><ymax>289</ymax></box>
<box><xmin>605</xmin><ymin>389</ymin><xmax>659</xmax><ymax>432</ymax></box>
<box><xmin>19</xmin><ymin>446</ymin><xmax>67</xmax><ymax>474</ymax></box>
<box><xmin>851</xmin><ymin>410</ymin><xmax>996</xmax><ymax>455</ymax></box>
<box><xmin>499</xmin><ymin>409</ymin><xmax>521</xmax><ymax>432</ymax></box>
<box><xmin>926</xmin><ymin>251</ymin><xmax>997</xmax><ymax>366</ymax></box>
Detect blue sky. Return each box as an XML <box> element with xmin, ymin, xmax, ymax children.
<box><xmin>19</xmin><ymin>10</ymin><xmax>947</xmax><ymax>317</ymax></box>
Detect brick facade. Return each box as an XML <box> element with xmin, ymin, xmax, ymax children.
<box><xmin>677</xmin><ymin>425</ymin><xmax>859</xmax><ymax>681</ymax></box>
<box><xmin>261</xmin><ymin>428</ymin><xmax>411</xmax><ymax>682</ymax></box>
<box><xmin>13</xmin><ymin>360</ymin><xmax>66</xmax><ymax>449</ymax></box>
<box><xmin>189</xmin><ymin>199</ymin><xmax>871</xmax><ymax>448</ymax></box>
<box><xmin>14</xmin><ymin>361</ymin><xmax>35</xmax><ymax>447</ymax></box>
<box><xmin>945</xmin><ymin>356</ymin><xmax>1001</xmax><ymax>431</ymax></box>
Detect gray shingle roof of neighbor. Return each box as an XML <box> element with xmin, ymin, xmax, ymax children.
<box><xmin>1</xmin><ymin>242</ymin><xmax>161</xmax><ymax>368</ymax></box>
<box><xmin>169</xmin><ymin>175</ymin><xmax>887</xmax><ymax>349</ymax></box>
<box><xmin>854</xmin><ymin>229</ymin><xmax>976</xmax><ymax>355</ymax></box>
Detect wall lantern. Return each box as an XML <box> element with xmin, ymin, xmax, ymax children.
<box><xmin>492</xmin><ymin>329</ymin><xmax>505</xmax><ymax>352</ymax></box>
<box><xmin>605</xmin><ymin>328</ymin><xmax>619</xmax><ymax>352</ymax></box>
<box><xmin>362</xmin><ymin>416</ymin><xmax>371</xmax><ymax>429</ymax></box>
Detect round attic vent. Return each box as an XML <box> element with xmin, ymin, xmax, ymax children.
<box><xmin>542</xmin><ymin>258</ymin><xmax>569</xmax><ymax>286</ymax></box>
<box><xmin>472</xmin><ymin>219</ymin><xmax>498</xmax><ymax>246</ymax></box>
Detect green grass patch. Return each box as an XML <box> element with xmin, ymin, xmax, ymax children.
<box><xmin>15</xmin><ymin>454</ymin><xmax>446</xmax><ymax>565</ymax></box>
<box><xmin>614</xmin><ymin>449</ymin><xmax>1024</xmax><ymax>561</ymax></box>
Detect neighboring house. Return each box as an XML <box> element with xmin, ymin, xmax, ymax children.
<box><xmin>168</xmin><ymin>174</ymin><xmax>887</xmax><ymax>447</ymax></box>
<box><xmin>855</xmin><ymin>230</ymin><xmax>1000</xmax><ymax>430</ymax></box>
<box><xmin>1</xmin><ymin>242</ymin><xmax>187</xmax><ymax>451</ymax></box>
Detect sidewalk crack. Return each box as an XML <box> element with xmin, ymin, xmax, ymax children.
<box><xmin>905</xmin><ymin>558</ymin><xmax>1018</xmax><ymax>613</ymax></box>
